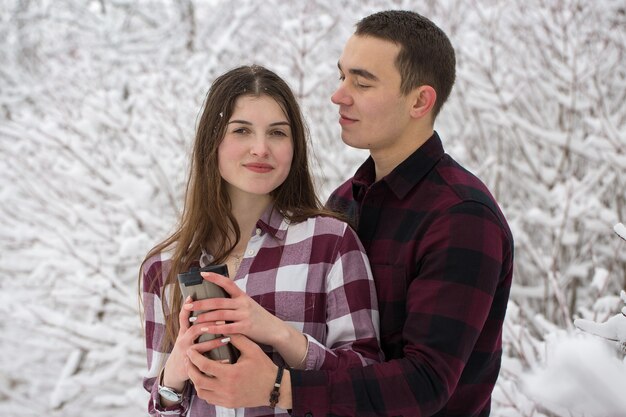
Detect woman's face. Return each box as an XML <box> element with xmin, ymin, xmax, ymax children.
<box><xmin>218</xmin><ymin>95</ymin><xmax>294</xmax><ymax>199</ymax></box>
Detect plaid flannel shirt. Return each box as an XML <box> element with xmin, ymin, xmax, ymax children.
<box><xmin>142</xmin><ymin>207</ymin><xmax>383</xmax><ymax>417</ymax></box>
<box><xmin>290</xmin><ymin>132</ymin><xmax>514</xmax><ymax>417</ymax></box>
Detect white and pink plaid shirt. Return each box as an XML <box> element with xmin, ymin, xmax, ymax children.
<box><xmin>142</xmin><ymin>206</ymin><xmax>382</xmax><ymax>417</ymax></box>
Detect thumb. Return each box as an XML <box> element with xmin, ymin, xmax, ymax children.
<box><xmin>228</xmin><ymin>334</ymin><xmax>262</xmax><ymax>353</ymax></box>
<box><xmin>201</xmin><ymin>271</ymin><xmax>244</xmax><ymax>298</ymax></box>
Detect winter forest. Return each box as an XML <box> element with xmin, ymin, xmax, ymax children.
<box><xmin>1</xmin><ymin>0</ymin><xmax>625</xmax><ymax>416</ymax></box>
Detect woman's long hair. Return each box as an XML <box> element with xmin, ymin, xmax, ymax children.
<box><xmin>139</xmin><ymin>65</ymin><xmax>342</xmax><ymax>354</ymax></box>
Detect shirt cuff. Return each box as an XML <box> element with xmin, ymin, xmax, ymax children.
<box><xmin>149</xmin><ymin>375</ymin><xmax>192</xmax><ymax>416</ymax></box>
<box><xmin>290</xmin><ymin>368</ymin><xmax>331</xmax><ymax>417</ymax></box>
<box><xmin>302</xmin><ymin>334</ymin><xmax>328</xmax><ymax>370</ymax></box>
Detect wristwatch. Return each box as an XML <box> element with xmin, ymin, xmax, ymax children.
<box><xmin>158</xmin><ymin>369</ymin><xmax>184</xmax><ymax>404</ymax></box>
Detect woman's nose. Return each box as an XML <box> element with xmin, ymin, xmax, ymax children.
<box><xmin>250</xmin><ymin>135</ymin><xmax>269</xmax><ymax>157</ymax></box>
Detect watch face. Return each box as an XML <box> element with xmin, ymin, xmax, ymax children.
<box><xmin>159</xmin><ymin>386</ymin><xmax>182</xmax><ymax>402</ymax></box>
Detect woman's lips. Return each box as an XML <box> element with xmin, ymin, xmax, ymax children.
<box><xmin>244</xmin><ymin>163</ymin><xmax>273</xmax><ymax>173</ymax></box>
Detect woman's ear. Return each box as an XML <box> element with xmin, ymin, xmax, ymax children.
<box><xmin>409</xmin><ymin>85</ymin><xmax>437</xmax><ymax>119</ymax></box>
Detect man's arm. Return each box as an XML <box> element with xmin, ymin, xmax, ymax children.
<box><xmin>289</xmin><ymin>202</ymin><xmax>512</xmax><ymax>416</ymax></box>
<box><xmin>187</xmin><ymin>202</ymin><xmax>512</xmax><ymax>416</ymax></box>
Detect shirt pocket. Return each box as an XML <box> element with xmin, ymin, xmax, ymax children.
<box><xmin>257</xmin><ymin>292</ymin><xmax>320</xmax><ymax>325</ymax></box>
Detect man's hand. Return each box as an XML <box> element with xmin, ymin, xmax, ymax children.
<box><xmin>185</xmin><ymin>334</ymin><xmax>293</xmax><ymax>410</ymax></box>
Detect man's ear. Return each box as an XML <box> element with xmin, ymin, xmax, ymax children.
<box><xmin>409</xmin><ymin>86</ymin><xmax>436</xmax><ymax>119</ymax></box>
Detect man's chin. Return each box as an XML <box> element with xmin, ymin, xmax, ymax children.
<box><xmin>340</xmin><ymin>134</ymin><xmax>368</xmax><ymax>150</ymax></box>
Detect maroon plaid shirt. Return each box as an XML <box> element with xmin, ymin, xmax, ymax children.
<box><xmin>290</xmin><ymin>132</ymin><xmax>514</xmax><ymax>417</ymax></box>
<box><xmin>142</xmin><ymin>207</ymin><xmax>383</xmax><ymax>417</ymax></box>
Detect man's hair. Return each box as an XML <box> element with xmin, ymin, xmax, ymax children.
<box><xmin>356</xmin><ymin>10</ymin><xmax>456</xmax><ymax>119</ymax></box>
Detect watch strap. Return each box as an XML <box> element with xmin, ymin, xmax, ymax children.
<box><xmin>157</xmin><ymin>368</ymin><xmax>184</xmax><ymax>404</ymax></box>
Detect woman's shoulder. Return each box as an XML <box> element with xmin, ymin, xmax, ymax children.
<box><xmin>141</xmin><ymin>253</ymin><xmax>172</xmax><ymax>288</ymax></box>
<box><xmin>291</xmin><ymin>214</ymin><xmax>352</xmax><ymax>237</ymax></box>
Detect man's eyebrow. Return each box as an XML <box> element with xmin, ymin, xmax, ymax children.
<box><xmin>337</xmin><ymin>61</ymin><xmax>379</xmax><ymax>81</ymax></box>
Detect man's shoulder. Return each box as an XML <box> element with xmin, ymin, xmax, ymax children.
<box><xmin>329</xmin><ymin>177</ymin><xmax>354</xmax><ymax>198</ymax></box>
<box><xmin>433</xmin><ymin>155</ymin><xmax>495</xmax><ymax>204</ymax></box>
<box><xmin>326</xmin><ymin>177</ymin><xmax>355</xmax><ymax>209</ymax></box>
<box><xmin>431</xmin><ymin>154</ymin><xmax>511</xmax><ymax>234</ymax></box>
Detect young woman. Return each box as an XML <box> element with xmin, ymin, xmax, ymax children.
<box><xmin>140</xmin><ymin>65</ymin><xmax>382</xmax><ymax>417</ymax></box>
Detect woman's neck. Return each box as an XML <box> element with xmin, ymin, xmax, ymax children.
<box><xmin>229</xmin><ymin>192</ymin><xmax>272</xmax><ymax>251</ymax></box>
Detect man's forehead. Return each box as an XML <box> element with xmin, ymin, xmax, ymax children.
<box><xmin>338</xmin><ymin>35</ymin><xmax>400</xmax><ymax>78</ymax></box>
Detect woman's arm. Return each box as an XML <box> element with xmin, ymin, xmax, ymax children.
<box><xmin>141</xmin><ymin>256</ymin><xmax>199</xmax><ymax>416</ymax></box>
<box><xmin>298</xmin><ymin>224</ymin><xmax>383</xmax><ymax>370</ymax></box>
<box><xmin>191</xmin><ymin>223</ymin><xmax>383</xmax><ymax>370</ymax></box>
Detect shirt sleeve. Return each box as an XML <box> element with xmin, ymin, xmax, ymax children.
<box><xmin>301</xmin><ymin>222</ymin><xmax>384</xmax><ymax>371</ymax></box>
<box><xmin>141</xmin><ymin>256</ymin><xmax>193</xmax><ymax>416</ymax></box>
<box><xmin>290</xmin><ymin>202</ymin><xmax>512</xmax><ymax>417</ymax></box>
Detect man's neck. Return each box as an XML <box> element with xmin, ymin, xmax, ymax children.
<box><xmin>372</xmin><ymin>127</ymin><xmax>434</xmax><ymax>182</ymax></box>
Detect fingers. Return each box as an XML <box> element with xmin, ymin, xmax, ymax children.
<box><xmin>178</xmin><ymin>296</ymin><xmax>193</xmax><ymax>332</ymax></box>
<box><xmin>227</xmin><ymin>334</ymin><xmax>262</xmax><ymax>354</ymax></box>
<box><xmin>184</xmin><ymin>321</ymin><xmax>232</xmax><ymax>345</ymax></box>
<box><xmin>185</xmin><ymin>353</ymin><xmax>232</xmax><ymax>407</ymax></box>
<box><xmin>192</xmin><ymin>335</ymin><xmax>233</xmax><ymax>355</ymax></box>
<box><xmin>186</xmin><ymin>346</ymin><xmax>230</xmax><ymax>387</ymax></box>
<box><xmin>195</xmin><ymin>322</ymin><xmax>239</xmax><ymax>336</ymax></box>
<box><xmin>201</xmin><ymin>272</ymin><xmax>245</xmax><ymax>297</ymax></box>
<box><xmin>183</xmin><ymin>296</ymin><xmax>236</xmax><ymax>315</ymax></box>
<box><xmin>195</xmin><ymin>307</ymin><xmax>243</xmax><ymax>324</ymax></box>
<box><xmin>186</xmin><ymin>350</ymin><xmax>216</xmax><ymax>390</ymax></box>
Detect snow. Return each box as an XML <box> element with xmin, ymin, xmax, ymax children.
<box><xmin>524</xmin><ymin>336</ymin><xmax>626</xmax><ymax>415</ymax></box>
<box><xmin>1</xmin><ymin>0</ymin><xmax>625</xmax><ymax>416</ymax></box>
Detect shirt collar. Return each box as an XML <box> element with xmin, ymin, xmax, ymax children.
<box><xmin>257</xmin><ymin>204</ymin><xmax>288</xmax><ymax>241</ymax></box>
<box><xmin>200</xmin><ymin>204</ymin><xmax>287</xmax><ymax>266</ymax></box>
<box><xmin>352</xmin><ymin>131</ymin><xmax>444</xmax><ymax>200</ymax></box>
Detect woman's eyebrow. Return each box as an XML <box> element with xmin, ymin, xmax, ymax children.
<box><xmin>227</xmin><ymin>120</ymin><xmax>290</xmax><ymax>126</ymax></box>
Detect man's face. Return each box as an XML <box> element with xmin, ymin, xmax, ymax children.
<box><xmin>331</xmin><ymin>35</ymin><xmax>414</xmax><ymax>154</ymax></box>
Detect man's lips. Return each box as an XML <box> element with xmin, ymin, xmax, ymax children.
<box><xmin>339</xmin><ymin>113</ymin><xmax>358</xmax><ymax>125</ymax></box>
<box><xmin>243</xmin><ymin>163</ymin><xmax>273</xmax><ymax>173</ymax></box>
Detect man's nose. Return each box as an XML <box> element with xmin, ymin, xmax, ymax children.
<box><xmin>331</xmin><ymin>83</ymin><xmax>353</xmax><ymax>106</ymax></box>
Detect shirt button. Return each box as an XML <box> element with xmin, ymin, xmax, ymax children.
<box><xmin>255</xmin><ymin>228</ymin><xmax>261</xmax><ymax>235</ymax></box>
<box><xmin>247</xmin><ymin>249</ymin><xmax>255</xmax><ymax>256</ymax></box>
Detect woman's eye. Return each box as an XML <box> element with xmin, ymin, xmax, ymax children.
<box><xmin>233</xmin><ymin>128</ymin><xmax>249</xmax><ymax>134</ymax></box>
<box><xmin>270</xmin><ymin>130</ymin><xmax>287</xmax><ymax>137</ymax></box>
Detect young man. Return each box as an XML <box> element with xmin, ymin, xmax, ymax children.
<box><xmin>185</xmin><ymin>10</ymin><xmax>513</xmax><ymax>417</ymax></box>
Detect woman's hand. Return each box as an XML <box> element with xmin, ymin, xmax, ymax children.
<box><xmin>161</xmin><ymin>296</ymin><xmax>213</xmax><ymax>391</ymax></box>
<box><xmin>185</xmin><ymin>272</ymin><xmax>308</xmax><ymax>368</ymax></box>
<box><xmin>186</xmin><ymin>272</ymin><xmax>287</xmax><ymax>346</ymax></box>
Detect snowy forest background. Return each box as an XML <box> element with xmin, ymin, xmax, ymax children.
<box><xmin>1</xmin><ymin>0</ymin><xmax>625</xmax><ymax>416</ymax></box>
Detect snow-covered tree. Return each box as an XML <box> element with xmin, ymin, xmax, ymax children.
<box><xmin>1</xmin><ymin>1</ymin><xmax>625</xmax><ymax>416</ymax></box>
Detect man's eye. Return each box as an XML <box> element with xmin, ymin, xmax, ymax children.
<box><xmin>338</xmin><ymin>74</ymin><xmax>345</xmax><ymax>81</ymax></box>
<box><xmin>356</xmin><ymin>82</ymin><xmax>371</xmax><ymax>89</ymax></box>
